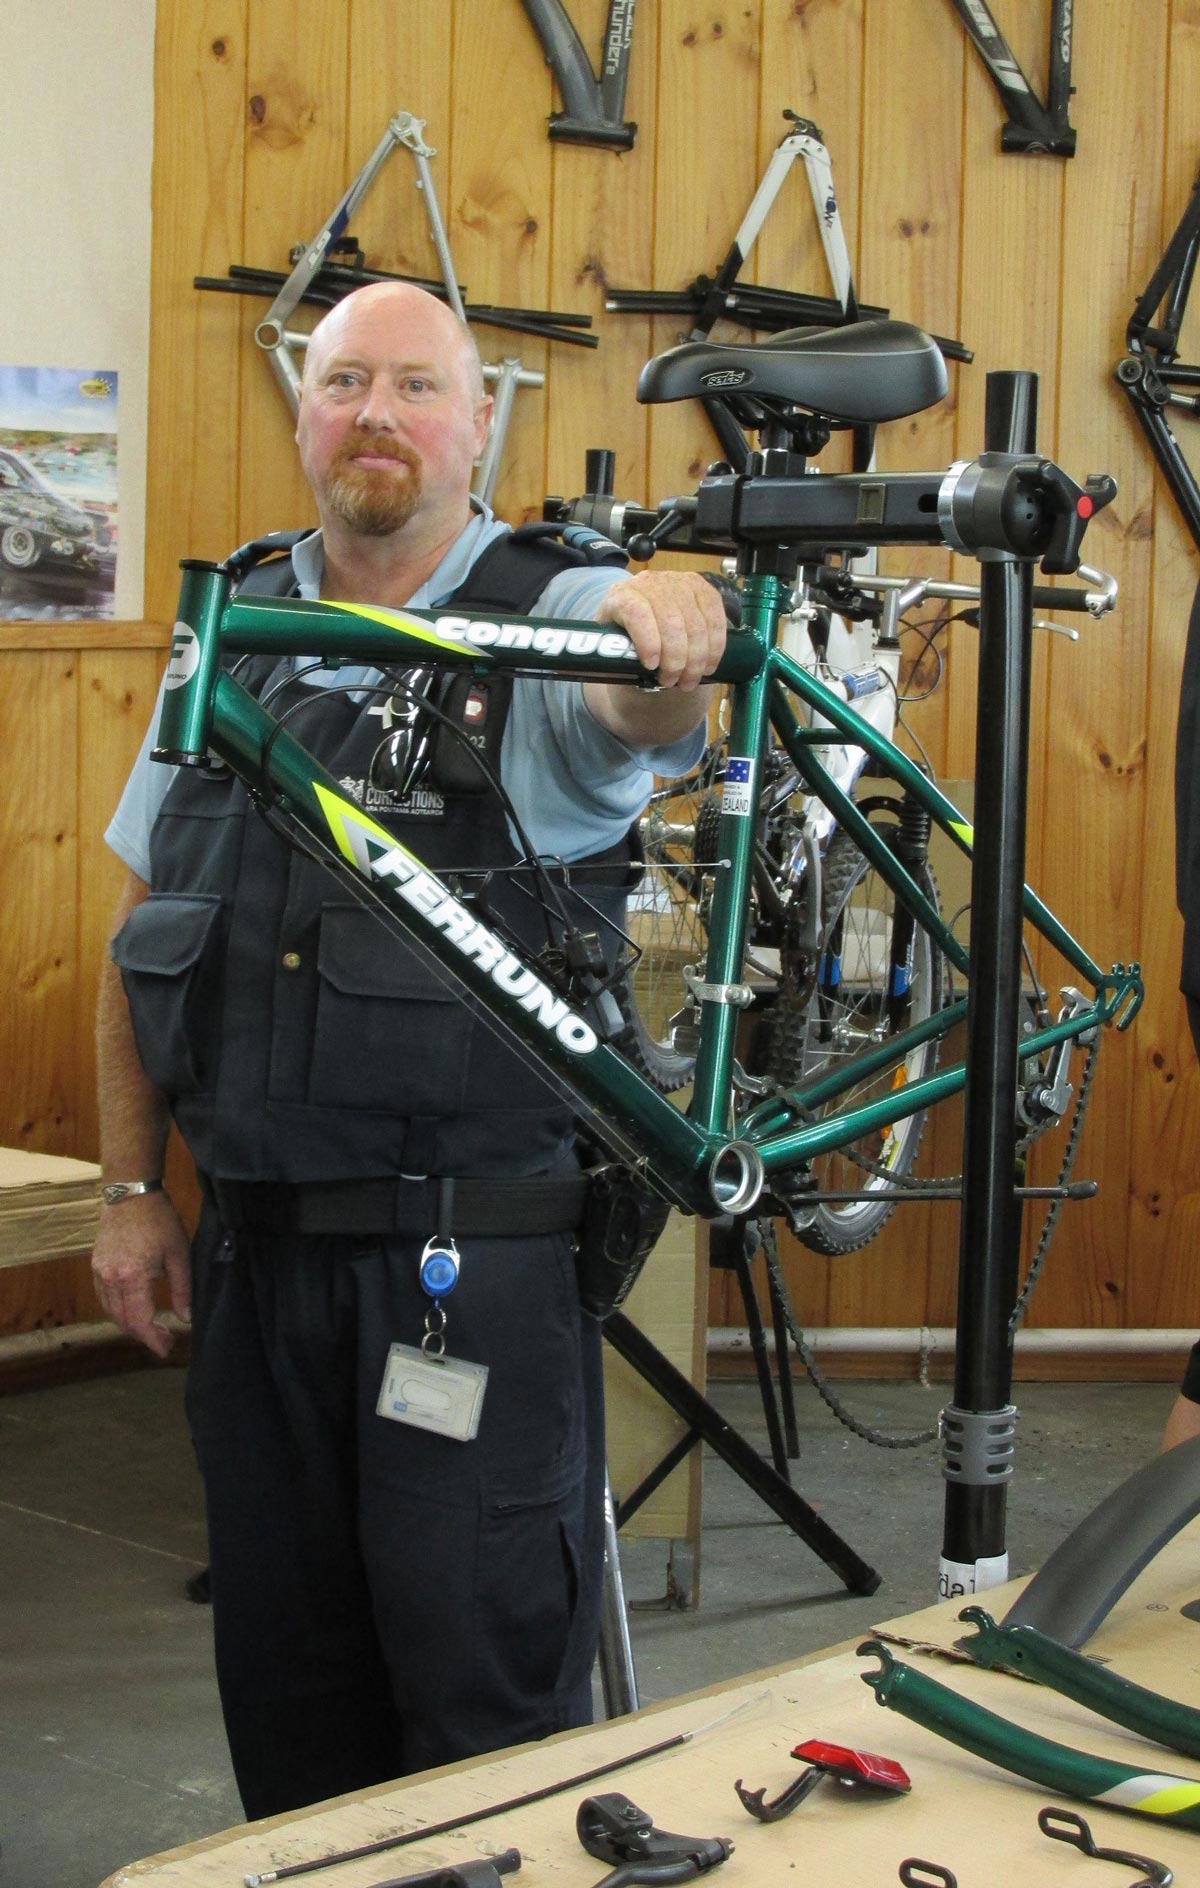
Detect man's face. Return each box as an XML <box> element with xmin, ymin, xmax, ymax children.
<box><xmin>296</xmin><ymin>295</ymin><xmax>491</xmax><ymax>538</ymax></box>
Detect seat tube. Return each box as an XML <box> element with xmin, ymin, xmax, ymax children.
<box><xmin>689</xmin><ymin>573</ymin><xmax>784</xmax><ymax>1134</ymax></box>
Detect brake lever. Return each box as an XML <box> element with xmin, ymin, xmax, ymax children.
<box><xmin>576</xmin><ymin>1794</ymin><xmax>733</xmax><ymax>1888</ymax></box>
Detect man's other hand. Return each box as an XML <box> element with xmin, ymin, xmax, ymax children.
<box><xmin>91</xmin><ymin>1192</ymin><xmax>192</xmax><ymax>1359</ymax></box>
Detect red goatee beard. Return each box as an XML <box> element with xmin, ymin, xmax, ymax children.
<box><xmin>324</xmin><ymin>436</ymin><xmax>423</xmax><ymax>535</ymax></box>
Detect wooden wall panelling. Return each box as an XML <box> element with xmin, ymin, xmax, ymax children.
<box><xmin>753</xmin><ymin>2</ymin><xmax>864</xmax><ymax>307</ymax></box>
<box><xmin>442</xmin><ymin>0</ymin><xmax>554</xmax><ymax>524</ymax></box>
<box><xmin>345</xmin><ymin>2</ymin><xmax>454</xmax><ymax>287</ymax></box>
<box><xmin>647</xmin><ymin>0</ymin><xmax>764</xmax><ymax>503</ymax></box>
<box><xmin>810</xmin><ymin>0</ymin><xmax>965</xmax><ymax>1337</ymax></box>
<box><xmin>945</xmin><ymin>7</ymin><xmax>1066</xmax><ymax>826</ymax></box>
<box><xmin>75</xmin><ymin>649</ymin><xmax>169</xmax><ymax>1156</ymax></box>
<box><xmin>237</xmin><ymin>1</ymin><xmax>352</xmax><ymax>540</ymax></box>
<box><xmin>1028</xmin><ymin>6</ymin><xmax>1168</xmax><ymax>1331</ymax></box>
<box><xmin>1125</xmin><ymin>0</ymin><xmax>1200</xmax><ymax>1333</ymax></box>
<box><xmin>145</xmin><ymin>0</ymin><xmax>249</xmax><ymax>620</ymax></box>
<box><xmin>0</xmin><ymin>655</ymin><xmax>81</xmax><ymax>1157</ymax></box>
<box><xmin>543</xmin><ymin>0</ymin><xmax>658</xmax><ymax>512</ymax></box>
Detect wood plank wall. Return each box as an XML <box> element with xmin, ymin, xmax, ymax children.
<box><xmin>3</xmin><ymin>0</ymin><xmax>1198</xmax><ymax>1354</ymax></box>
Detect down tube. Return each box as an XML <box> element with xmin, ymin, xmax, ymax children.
<box><xmin>207</xmin><ymin>670</ymin><xmax>721</xmax><ymax>1212</ymax></box>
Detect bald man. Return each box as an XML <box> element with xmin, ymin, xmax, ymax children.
<box><xmin>93</xmin><ymin>284</ymin><xmax>726</xmax><ymax>1817</ymax></box>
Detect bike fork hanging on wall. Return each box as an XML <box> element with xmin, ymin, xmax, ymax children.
<box><xmin>519</xmin><ymin>0</ymin><xmax>638</xmax><ymax>148</ymax></box>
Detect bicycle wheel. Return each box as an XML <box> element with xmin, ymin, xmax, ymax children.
<box><xmin>617</xmin><ymin>746</ymin><xmax>724</xmax><ymax>1091</ymax></box>
<box><xmin>766</xmin><ymin>819</ymin><xmax>949</xmax><ymax>1254</ymax></box>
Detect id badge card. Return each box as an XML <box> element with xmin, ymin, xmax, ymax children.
<box><xmin>376</xmin><ymin>1342</ymin><xmax>488</xmax><ymax>1441</ymax></box>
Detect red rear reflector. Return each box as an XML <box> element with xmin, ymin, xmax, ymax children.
<box><xmin>791</xmin><ymin>1740</ymin><xmax>911</xmax><ymax>1790</ymax></box>
<box><xmin>1076</xmin><ymin>495</ymin><xmax>1094</xmax><ymax>518</ymax></box>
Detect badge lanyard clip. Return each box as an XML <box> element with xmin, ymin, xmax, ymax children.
<box><xmin>419</xmin><ymin>1178</ymin><xmax>461</xmax><ymax>1357</ymax></box>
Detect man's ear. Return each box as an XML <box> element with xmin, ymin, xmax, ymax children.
<box><xmin>474</xmin><ymin>396</ymin><xmax>495</xmax><ymax>462</ymax></box>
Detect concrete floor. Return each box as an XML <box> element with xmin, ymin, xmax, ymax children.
<box><xmin>0</xmin><ymin>1365</ymin><xmax>1175</xmax><ymax>1888</ymax></box>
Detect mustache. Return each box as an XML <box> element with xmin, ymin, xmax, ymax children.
<box><xmin>330</xmin><ymin>436</ymin><xmax>419</xmax><ymax>473</ymax></box>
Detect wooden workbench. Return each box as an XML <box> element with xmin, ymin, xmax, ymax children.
<box><xmin>101</xmin><ymin>1522</ymin><xmax>1200</xmax><ymax>1888</ymax></box>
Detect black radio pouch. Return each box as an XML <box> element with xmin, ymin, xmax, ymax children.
<box><xmin>575</xmin><ymin>1164</ymin><xmax>672</xmax><ymax>1320</ymax></box>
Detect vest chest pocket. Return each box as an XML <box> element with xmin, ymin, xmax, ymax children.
<box><xmin>308</xmin><ymin>904</ymin><xmax>474</xmax><ymax>1116</ymax></box>
<box><xmin>111</xmin><ymin>893</ymin><xmax>225</xmax><ymax>1097</ymax></box>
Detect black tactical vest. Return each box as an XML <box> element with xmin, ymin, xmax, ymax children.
<box><xmin>112</xmin><ymin>528</ymin><xmax>634</xmax><ymax>1183</ymax></box>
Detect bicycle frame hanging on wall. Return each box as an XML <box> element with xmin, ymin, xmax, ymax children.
<box><xmin>946</xmin><ymin>0</ymin><xmax>1077</xmax><ymax>156</ymax></box>
<box><xmin>1116</xmin><ymin>163</ymin><xmax>1200</xmax><ymax>555</ymax></box>
<box><xmin>519</xmin><ymin>0</ymin><xmax>638</xmax><ymax>148</ymax></box>
<box><xmin>605</xmin><ymin>116</ymin><xmax>972</xmax><ymax>473</ymax></box>
<box><xmin>194</xmin><ymin>112</ymin><xmax>579</xmax><ymax>506</ymax></box>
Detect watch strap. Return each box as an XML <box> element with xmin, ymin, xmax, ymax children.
<box><xmin>102</xmin><ymin>1178</ymin><xmax>164</xmax><ymax>1207</ymax></box>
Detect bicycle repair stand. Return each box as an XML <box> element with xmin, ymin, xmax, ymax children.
<box><xmin>593</xmin><ymin>369</ymin><xmax>1115</xmax><ymax>1654</ymax></box>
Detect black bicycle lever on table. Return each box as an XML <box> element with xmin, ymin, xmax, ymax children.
<box><xmin>370</xmin><ymin>1849</ymin><xmax>523</xmax><ymax>1888</ymax></box>
<box><xmin>735</xmin><ymin>1737</ymin><xmax>910</xmax><ymax>1821</ymax></box>
<box><xmin>576</xmin><ymin>1793</ymin><xmax>733</xmax><ymax>1888</ymax></box>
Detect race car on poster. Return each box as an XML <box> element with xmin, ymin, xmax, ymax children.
<box><xmin>0</xmin><ymin>448</ymin><xmax>113</xmax><ymax>574</ymax></box>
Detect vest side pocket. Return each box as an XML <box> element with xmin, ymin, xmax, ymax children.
<box><xmin>308</xmin><ymin>903</ymin><xmax>474</xmax><ymax>1115</ymax></box>
<box><xmin>111</xmin><ymin>893</ymin><xmax>225</xmax><ymax>1097</ymax></box>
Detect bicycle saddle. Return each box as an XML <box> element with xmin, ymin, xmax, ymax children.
<box><xmin>636</xmin><ymin>317</ymin><xmax>947</xmax><ymax>425</ymax></box>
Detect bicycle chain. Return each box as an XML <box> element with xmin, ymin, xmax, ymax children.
<box><xmin>753</xmin><ymin>1218</ymin><xmax>939</xmax><ymax>1449</ymax></box>
<box><xmin>750</xmin><ymin>1033</ymin><xmax>1100</xmax><ymax>1448</ymax></box>
<box><xmin>1008</xmin><ymin>1033</ymin><xmax>1099</xmax><ymax>1334</ymax></box>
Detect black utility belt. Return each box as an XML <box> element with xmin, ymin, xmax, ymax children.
<box><xmin>204</xmin><ymin>1174</ymin><xmax>588</xmax><ymax>1239</ymax></box>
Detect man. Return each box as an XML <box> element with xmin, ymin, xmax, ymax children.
<box><xmin>1165</xmin><ymin>576</ymin><xmax>1200</xmax><ymax>1451</ymax></box>
<box><xmin>92</xmin><ymin>282</ymin><xmax>726</xmax><ymax>1816</ymax></box>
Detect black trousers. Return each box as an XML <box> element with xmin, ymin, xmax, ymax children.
<box><xmin>185</xmin><ymin>1205</ymin><xmax>605</xmax><ymax>1818</ymax></box>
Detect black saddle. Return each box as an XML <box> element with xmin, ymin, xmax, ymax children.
<box><xmin>636</xmin><ymin>317</ymin><xmax>947</xmax><ymax>426</ymax></box>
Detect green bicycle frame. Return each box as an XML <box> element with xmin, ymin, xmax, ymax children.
<box><xmin>159</xmin><ymin>560</ymin><xmax>1142</xmax><ymax>1219</ymax></box>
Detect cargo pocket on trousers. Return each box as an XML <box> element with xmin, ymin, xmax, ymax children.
<box><xmin>110</xmin><ymin>892</ymin><xmax>225</xmax><ymax>1096</ymax></box>
<box><xmin>308</xmin><ymin>902</ymin><xmax>474</xmax><ymax>1114</ymax></box>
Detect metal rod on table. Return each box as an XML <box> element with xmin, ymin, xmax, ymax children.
<box><xmin>939</xmin><ymin>370</ymin><xmax>1037</xmax><ymax>1598</ymax></box>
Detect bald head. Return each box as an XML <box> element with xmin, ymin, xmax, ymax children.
<box><xmin>295</xmin><ymin>280</ymin><xmax>493</xmax><ymax>551</ymax></box>
<box><xmin>302</xmin><ymin>282</ymin><xmax>485</xmax><ymax>403</ymax></box>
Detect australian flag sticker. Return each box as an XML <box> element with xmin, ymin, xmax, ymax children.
<box><xmin>723</xmin><ymin>756</ymin><xmax>755</xmax><ymax>817</ymax></box>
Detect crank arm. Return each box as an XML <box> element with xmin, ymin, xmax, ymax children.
<box><xmin>858</xmin><ymin>1641</ymin><xmax>1200</xmax><ymax>1832</ymax></box>
<box><xmin>958</xmin><ymin>1607</ymin><xmax>1200</xmax><ymax>1763</ymax></box>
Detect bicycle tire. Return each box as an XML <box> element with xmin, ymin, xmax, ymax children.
<box><xmin>767</xmin><ymin>820</ymin><xmax>949</xmax><ymax>1254</ymax></box>
<box><xmin>617</xmin><ymin>750</ymin><xmax>724</xmax><ymax>1092</ymax></box>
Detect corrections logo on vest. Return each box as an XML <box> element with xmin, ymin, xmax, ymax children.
<box><xmin>338</xmin><ymin>774</ymin><xmax>446</xmax><ymax>817</ymax></box>
<box><xmin>314</xmin><ymin>784</ymin><xmax>599</xmax><ymax>1057</ymax></box>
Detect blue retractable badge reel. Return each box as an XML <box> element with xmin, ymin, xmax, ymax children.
<box><xmin>419</xmin><ymin>1179</ymin><xmax>461</xmax><ymax>1357</ymax></box>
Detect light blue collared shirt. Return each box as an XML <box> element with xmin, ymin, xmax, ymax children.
<box><xmin>106</xmin><ymin>505</ymin><xmax>706</xmax><ymax>879</ymax></box>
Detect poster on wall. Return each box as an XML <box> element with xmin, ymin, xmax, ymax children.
<box><xmin>0</xmin><ymin>366</ymin><xmax>118</xmax><ymax>621</ymax></box>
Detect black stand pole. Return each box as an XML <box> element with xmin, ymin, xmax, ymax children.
<box><xmin>939</xmin><ymin>370</ymin><xmax>1037</xmax><ymax>1597</ymax></box>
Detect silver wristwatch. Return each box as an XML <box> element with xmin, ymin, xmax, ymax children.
<box><xmin>101</xmin><ymin>1178</ymin><xmax>164</xmax><ymax>1207</ymax></box>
